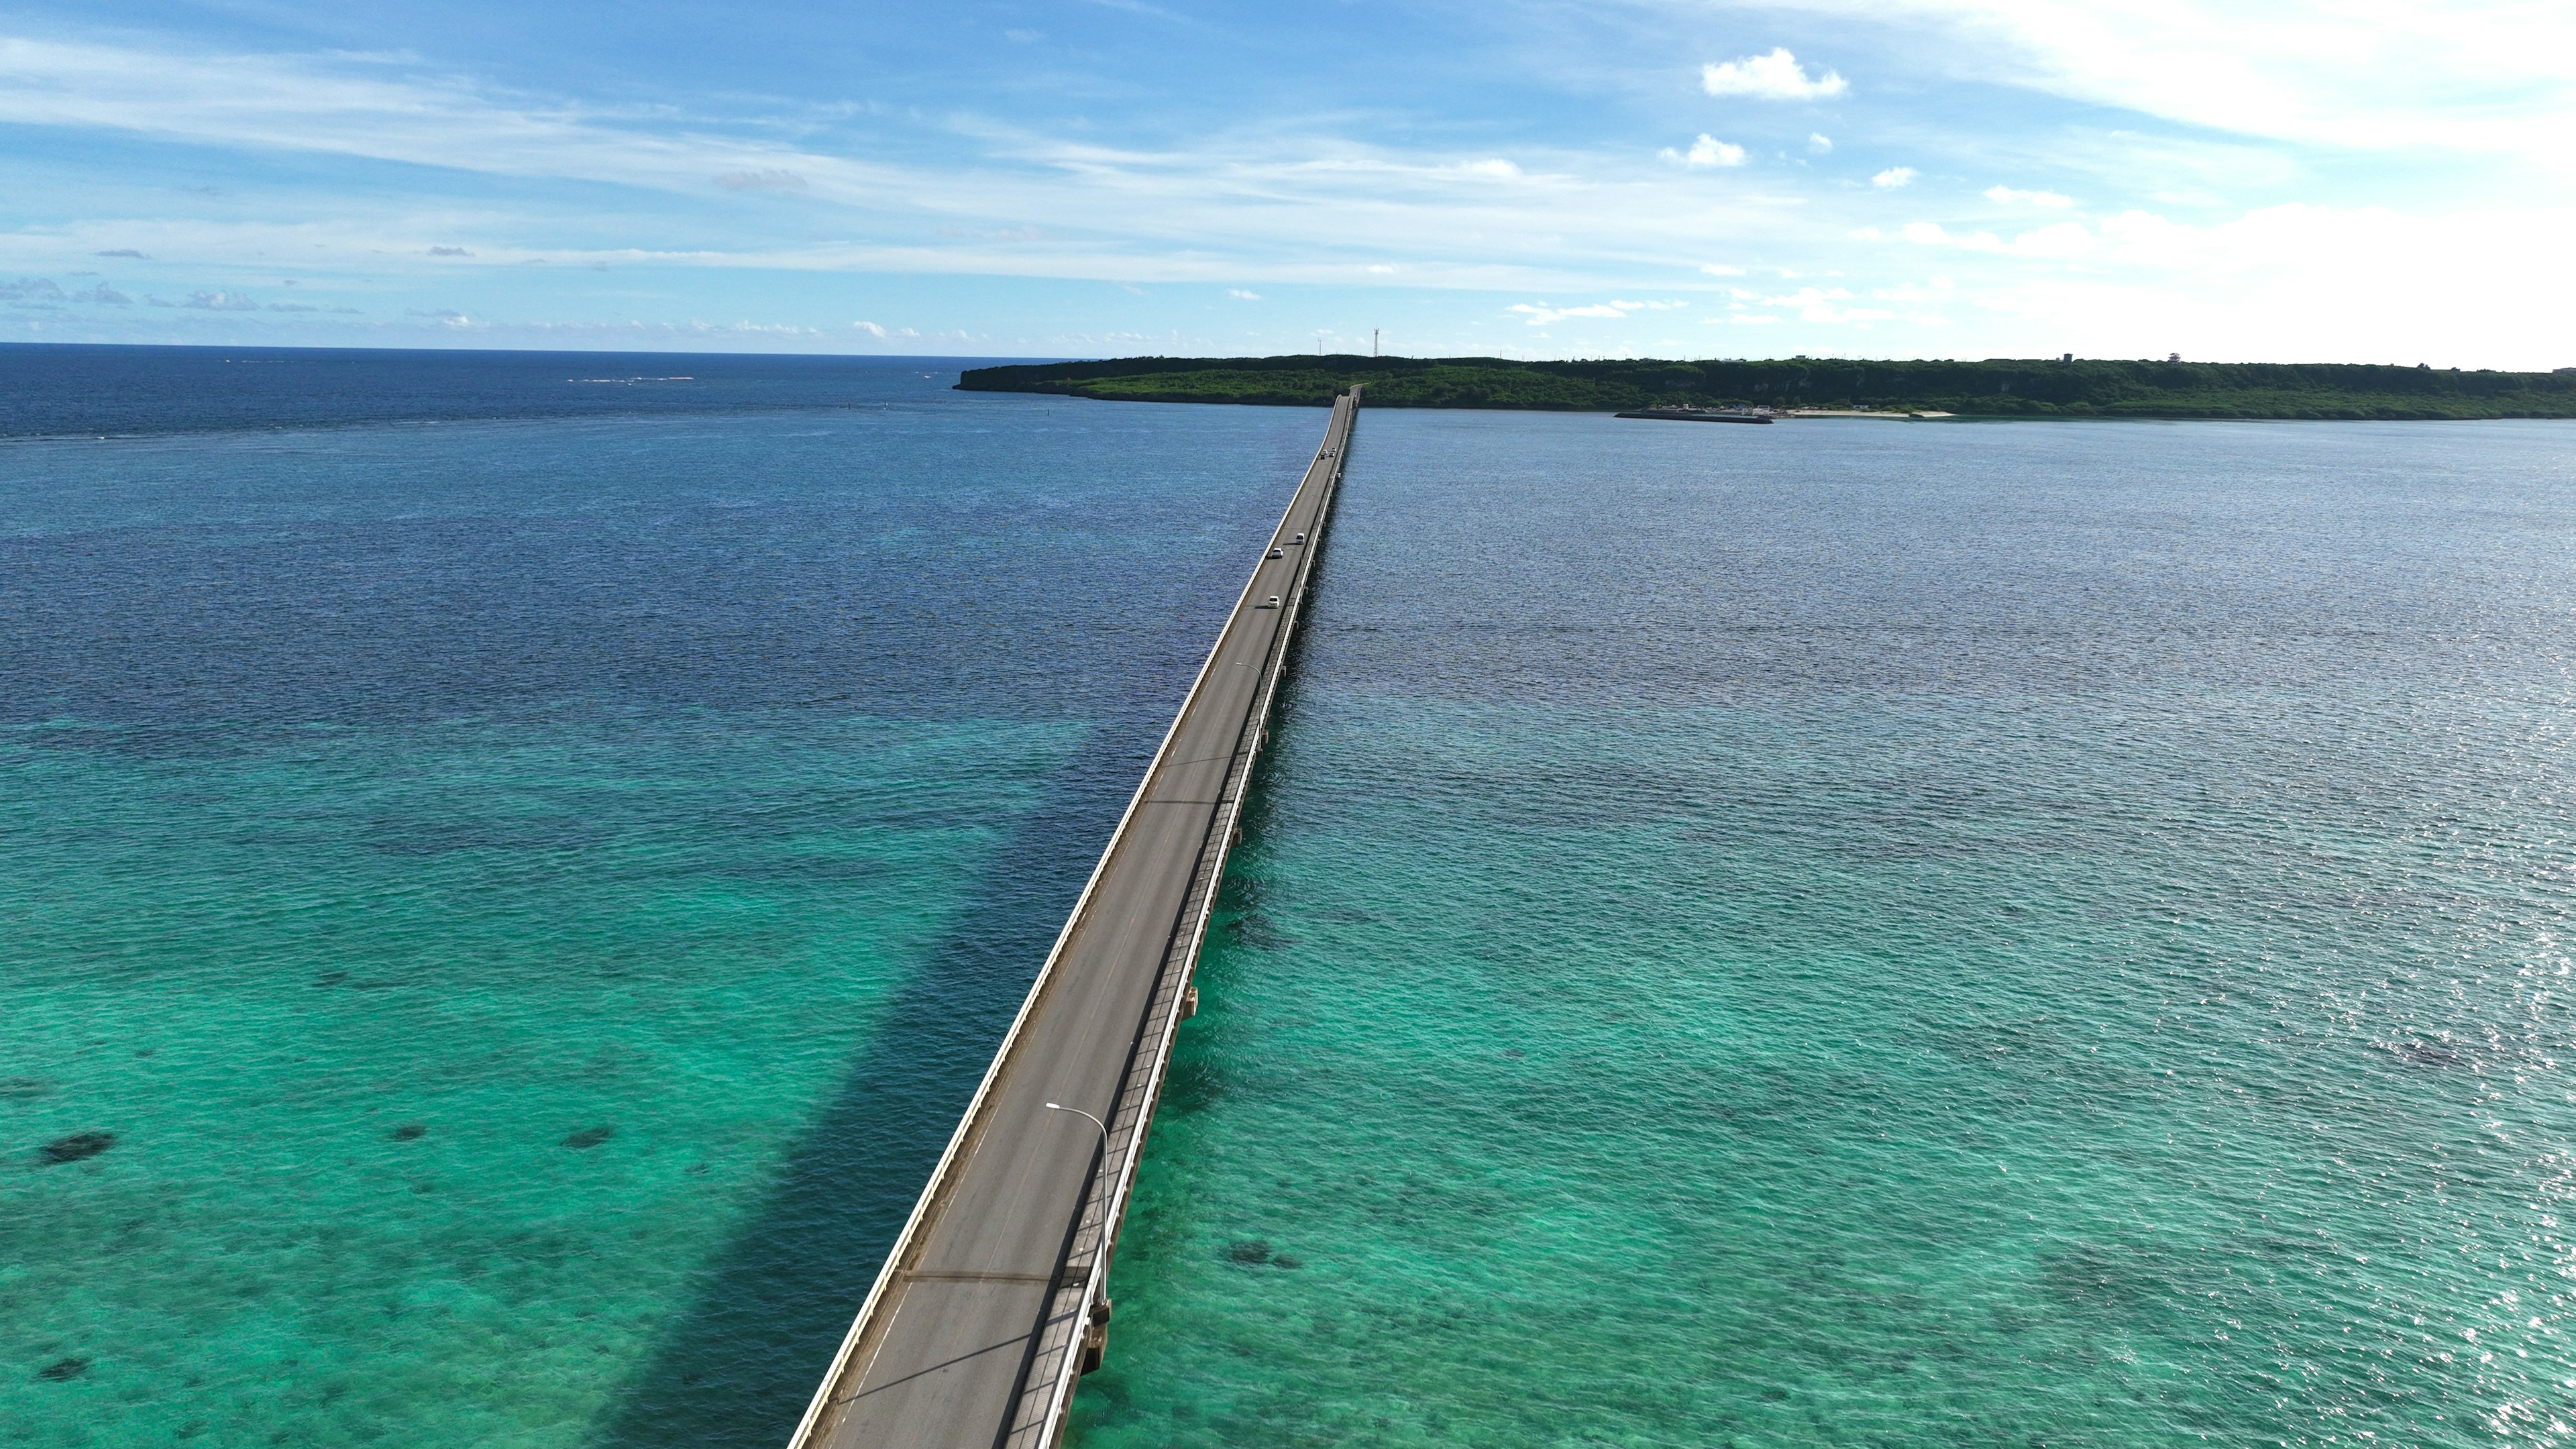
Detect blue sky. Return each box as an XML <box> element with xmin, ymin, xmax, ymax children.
<box><xmin>3</xmin><ymin>1</ymin><xmax>2570</xmax><ymax>364</ymax></box>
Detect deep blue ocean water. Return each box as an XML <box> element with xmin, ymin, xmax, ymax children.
<box><xmin>0</xmin><ymin>344</ymin><xmax>955</xmax><ymax>438</ymax></box>
<box><xmin>9</xmin><ymin>345</ymin><xmax>2576</xmax><ymax>1448</ymax></box>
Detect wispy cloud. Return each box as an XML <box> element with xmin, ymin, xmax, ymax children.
<box><xmin>0</xmin><ymin>36</ymin><xmax>909</xmax><ymax>199</ymax></box>
<box><xmin>1701</xmin><ymin>49</ymin><xmax>1847</xmax><ymax>101</ymax></box>
<box><xmin>1510</xmin><ymin>298</ymin><xmax>1686</xmax><ymax>325</ymax></box>
<box><xmin>715</xmin><ymin>169</ymin><xmax>807</xmax><ymax>192</ymax></box>
<box><xmin>1226</xmin><ymin>288</ymin><xmax>1260</xmax><ymax>299</ymax></box>
<box><xmin>1872</xmin><ymin>167</ymin><xmax>1917</xmax><ymax>188</ymax></box>
<box><xmin>1512</xmin><ymin>302</ymin><xmax>1626</xmax><ymax>323</ymax></box>
<box><xmin>11</xmin><ymin>280</ymin><xmax>145</xmax><ymax>307</ymax></box>
<box><xmin>1079</xmin><ymin>0</ymin><xmax>1189</xmax><ymax>21</ymax></box>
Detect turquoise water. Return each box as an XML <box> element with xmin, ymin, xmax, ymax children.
<box><xmin>3</xmin><ymin>711</ymin><xmax>1057</xmax><ymax>1444</ymax></box>
<box><xmin>16</xmin><ymin>369</ymin><xmax>2576</xmax><ymax>1446</ymax></box>
<box><xmin>0</xmin><ymin>360</ymin><xmax>1326</xmax><ymax>1447</ymax></box>
<box><xmin>1077</xmin><ymin>415</ymin><xmax>2576</xmax><ymax>1447</ymax></box>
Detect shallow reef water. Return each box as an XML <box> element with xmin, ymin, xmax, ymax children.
<box><xmin>0</xmin><ymin>352</ymin><xmax>1320</xmax><ymax>1448</ymax></box>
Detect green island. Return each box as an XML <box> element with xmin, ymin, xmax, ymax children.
<box><xmin>959</xmin><ymin>354</ymin><xmax>2576</xmax><ymax>420</ymax></box>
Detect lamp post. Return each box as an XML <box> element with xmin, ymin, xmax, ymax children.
<box><xmin>1046</xmin><ymin>1102</ymin><xmax>1119</xmax><ymax>1373</ymax></box>
<box><xmin>1045</xmin><ymin>1102</ymin><xmax>1111</xmax><ymax>1170</ymax></box>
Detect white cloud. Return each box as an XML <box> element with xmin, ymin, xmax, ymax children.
<box><xmin>6</xmin><ymin>17</ymin><xmax>2569</xmax><ymax>366</ymax></box>
<box><xmin>1884</xmin><ymin>201</ymin><xmax>2544</xmax><ymax>281</ymax></box>
<box><xmin>1984</xmin><ymin>184</ymin><xmax>2074</xmax><ymax>207</ymax></box>
<box><xmin>184</xmin><ymin>289</ymin><xmax>259</xmax><ymax>310</ymax></box>
<box><xmin>1809</xmin><ymin>133</ymin><xmax>1833</xmax><ymax>152</ymax></box>
<box><xmin>1739</xmin><ymin>0</ymin><xmax>2576</xmax><ymax>163</ymax></box>
<box><xmin>1701</xmin><ymin>48</ymin><xmax>1848</xmax><ymax>101</ymax></box>
<box><xmin>1703</xmin><ymin>283</ymin><xmax>1897</xmax><ymax>325</ymax></box>
<box><xmin>1226</xmin><ymin>288</ymin><xmax>1260</xmax><ymax>299</ymax></box>
<box><xmin>1510</xmin><ymin>299</ymin><xmax>1686</xmax><ymax>325</ymax></box>
<box><xmin>1872</xmin><ymin>166</ymin><xmax>1917</xmax><ymax>188</ymax></box>
<box><xmin>1699</xmin><ymin>263</ymin><xmax>1746</xmax><ymax>275</ymax></box>
<box><xmin>1933</xmin><ymin>201</ymin><xmax>2576</xmax><ymax>365</ymax></box>
<box><xmin>1659</xmin><ymin>133</ymin><xmax>1746</xmax><ymax>167</ymax></box>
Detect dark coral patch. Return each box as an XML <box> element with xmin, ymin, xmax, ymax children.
<box><xmin>389</xmin><ymin>1123</ymin><xmax>427</xmax><ymax>1142</ymax></box>
<box><xmin>561</xmin><ymin>1126</ymin><xmax>614</xmax><ymax>1150</ymax></box>
<box><xmin>38</xmin><ymin>1357</ymin><xmax>90</xmax><ymax>1381</ymax></box>
<box><xmin>40</xmin><ymin>1132</ymin><xmax>115</xmax><ymax>1165</ymax></box>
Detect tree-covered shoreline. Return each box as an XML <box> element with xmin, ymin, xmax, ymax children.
<box><xmin>958</xmin><ymin>355</ymin><xmax>2576</xmax><ymax>420</ymax></box>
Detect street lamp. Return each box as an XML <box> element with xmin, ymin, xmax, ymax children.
<box><xmin>1045</xmin><ymin>1101</ymin><xmax>1120</xmax><ymax>1373</ymax></box>
<box><xmin>1045</xmin><ymin>1102</ymin><xmax>1111</xmax><ymax>1168</ymax></box>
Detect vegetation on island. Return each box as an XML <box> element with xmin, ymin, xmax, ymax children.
<box><xmin>958</xmin><ymin>354</ymin><xmax>2576</xmax><ymax>420</ymax></box>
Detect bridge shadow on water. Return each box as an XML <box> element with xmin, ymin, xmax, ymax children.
<box><xmin>590</xmin><ymin>731</ymin><xmax>1152</xmax><ymax>1449</ymax></box>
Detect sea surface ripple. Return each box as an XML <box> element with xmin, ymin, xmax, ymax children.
<box><xmin>0</xmin><ymin>352</ymin><xmax>1321</xmax><ymax>1448</ymax></box>
<box><xmin>1074</xmin><ymin>412</ymin><xmax>2576</xmax><ymax>1449</ymax></box>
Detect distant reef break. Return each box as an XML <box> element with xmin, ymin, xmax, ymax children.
<box><xmin>957</xmin><ymin>355</ymin><xmax>2576</xmax><ymax>421</ymax></box>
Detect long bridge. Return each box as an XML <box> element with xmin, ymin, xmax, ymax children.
<box><xmin>785</xmin><ymin>388</ymin><xmax>1362</xmax><ymax>1449</ymax></box>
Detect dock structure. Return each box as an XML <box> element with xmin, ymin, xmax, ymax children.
<box><xmin>786</xmin><ymin>389</ymin><xmax>1361</xmax><ymax>1449</ymax></box>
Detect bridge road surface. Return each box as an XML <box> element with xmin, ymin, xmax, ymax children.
<box><xmin>788</xmin><ymin>390</ymin><xmax>1360</xmax><ymax>1449</ymax></box>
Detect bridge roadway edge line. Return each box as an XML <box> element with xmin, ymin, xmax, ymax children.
<box><xmin>784</xmin><ymin>389</ymin><xmax>1362</xmax><ymax>1449</ymax></box>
